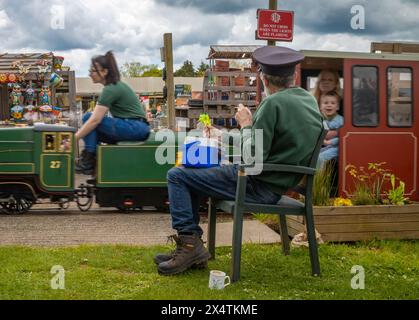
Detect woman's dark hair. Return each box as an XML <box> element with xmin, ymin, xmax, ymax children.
<box><xmin>92</xmin><ymin>51</ymin><xmax>121</xmax><ymax>85</ymax></box>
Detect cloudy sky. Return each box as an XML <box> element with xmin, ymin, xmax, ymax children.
<box><xmin>0</xmin><ymin>0</ymin><xmax>418</xmax><ymax>76</ymax></box>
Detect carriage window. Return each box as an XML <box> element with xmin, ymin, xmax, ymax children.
<box><xmin>388</xmin><ymin>67</ymin><xmax>412</xmax><ymax>127</ymax></box>
<box><xmin>43</xmin><ymin>134</ymin><xmax>56</xmax><ymax>152</ymax></box>
<box><xmin>58</xmin><ymin>133</ymin><xmax>72</xmax><ymax>153</ymax></box>
<box><xmin>352</xmin><ymin>66</ymin><xmax>379</xmax><ymax>127</ymax></box>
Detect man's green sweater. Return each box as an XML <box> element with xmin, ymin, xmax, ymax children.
<box><xmin>241</xmin><ymin>87</ymin><xmax>323</xmax><ymax>195</ymax></box>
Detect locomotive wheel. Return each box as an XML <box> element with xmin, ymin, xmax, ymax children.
<box><xmin>0</xmin><ymin>197</ymin><xmax>33</xmax><ymax>215</ymax></box>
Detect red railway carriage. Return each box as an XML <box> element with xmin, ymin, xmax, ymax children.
<box><xmin>298</xmin><ymin>42</ymin><xmax>419</xmax><ymax>201</ymax></box>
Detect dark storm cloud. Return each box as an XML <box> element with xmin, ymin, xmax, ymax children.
<box><xmin>157</xmin><ymin>0</ymin><xmax>419</xmax><ymax>38</ymax></box>
<box><xmin>281</xmin><ymin>0</ymin><xmax>419</xmax><ymax>37</ymax></box>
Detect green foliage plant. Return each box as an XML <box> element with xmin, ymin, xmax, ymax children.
<box><xmin>346</xmin><ymin>162</ymin><xmax>391</xmax><ymax>205</ymax></box>
<box><xmin>385</xmin><ymin>174</ymin><xmax>409</xmax><ymax>205</ymax></box>
<box><xmin>313</xmin><ymin>161</ymin><xmax>336</xmax><ymax>206</ymax></box>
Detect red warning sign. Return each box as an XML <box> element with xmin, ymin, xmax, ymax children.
<box><xmin>257</xmin><ymin>9</ymin><xmax>294</xmax><ymax>42</ymax></box>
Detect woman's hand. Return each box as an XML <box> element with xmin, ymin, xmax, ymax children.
<box><xmin>75</xmin><ymin>104</ymin><xmax>108</xmax><ymax>140</ymax></box>
<box><xmin>235</xmin><ymin>104</ymin><xmax>253</xmax><ymax>128</ymax></box>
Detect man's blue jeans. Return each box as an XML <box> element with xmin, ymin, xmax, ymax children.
<box><xmin>82</xmin><ymin>112</ymin><xmax>150</xmax><ymax>153</ymax></box>
<box><xmin>167</xmin><ymin>165</ymin><xmax>282</xmax><ymax>236</ymax></box>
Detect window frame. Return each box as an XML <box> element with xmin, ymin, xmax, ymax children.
<box><xmin>351</xmin><ymin>65</ymin><xmax>380</xmax><ymax>128</ymax></box>
<box><xmin>386</xmin><ymin>66</ymin><xmax>414</xmax><ymax>128</ymax></box>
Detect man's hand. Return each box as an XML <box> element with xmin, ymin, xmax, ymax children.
<box><xmin>235</xmin><ymin>104</ymin><xmax>253</xmax><ymax>128</ymax></box>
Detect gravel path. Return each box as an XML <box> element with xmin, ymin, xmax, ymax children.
<box><xmin>0</xmin><ymin>207</ymin><xmax>281</xmax><ymax>247</ymax></box>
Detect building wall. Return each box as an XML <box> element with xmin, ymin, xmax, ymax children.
<box><xmin>76</xmin><ymin>77</ymin><xmax>204</xmax><ymax>97</ymax></box>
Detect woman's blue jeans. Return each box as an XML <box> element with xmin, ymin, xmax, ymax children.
<box><xmin>167</xmin><ymin>165</ymin><xmax>282</xmax><ymax>237</ymax></box>
<box><xmin>82</xmin><ymin>112</ymin><xmax>150</xmax><ymax>153</ymax></box>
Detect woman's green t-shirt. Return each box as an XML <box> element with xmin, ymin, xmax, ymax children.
<box><xmin>97</xmin><ymin>81</ymin><xmax>146</xmax><ymax>119</ymax></box>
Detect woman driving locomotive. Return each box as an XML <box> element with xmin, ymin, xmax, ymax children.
<box><xmin>75</xmin><ymin>51</ymin><xmax>150</xmax><ymax>175</ymax></box>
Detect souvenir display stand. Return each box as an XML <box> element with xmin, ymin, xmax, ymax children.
<box><xmin>0</xmin><ymin>53</ymin><xmax>77</xmax><ymax>128</ymax></box>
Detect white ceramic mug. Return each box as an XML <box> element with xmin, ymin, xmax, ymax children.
<box><xmin>209</xmin><ymin>270</ymin><xmax>231</xmax><ymax>290</ymax></box>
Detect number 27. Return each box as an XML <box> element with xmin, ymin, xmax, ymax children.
<box><xmin>50</xmin><ymin>161</ymin><xmax>62</xmax><ymax>169</ymax></box>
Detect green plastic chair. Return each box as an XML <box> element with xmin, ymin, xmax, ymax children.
<box><xmin>207</xmin><ymin>128</ymin><xmax>328</xmax><ymax>283</ymax></box>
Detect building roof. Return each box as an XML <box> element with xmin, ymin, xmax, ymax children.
<box><xmin>371</xmin><ymin>41</ymin><xmax>419</xmax><ymax>54</ymax></box>
<box><xmin>0</xmin><ymin>52</ymin><xmax>55</xmax><ymax>74</ymax></box>
<box><xmin>76</xmin><ymin>77</ymin><xmax>204</xmax><ymax>96</ymax></box>
<box><xmin>207</xmin><ymin>45</ymin><xmax>262</xmax><ymax>59</ymax></box>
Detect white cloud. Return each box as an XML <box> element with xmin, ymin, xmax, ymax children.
<box><xmin>0</xmin><ymin>10</ymin><xmax>11</xmax><ymax>28</ymax></box>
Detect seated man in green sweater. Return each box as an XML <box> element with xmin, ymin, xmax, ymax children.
<box><xmin>155</xmin><ymin>46</ymin><xmax>324</xmax><ymax>276</ymax></box>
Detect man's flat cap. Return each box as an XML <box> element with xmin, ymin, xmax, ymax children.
<box><xmin>253</xmin><ymin>46</ymin><xmax>304</xmax><ymax>76</ymax></box>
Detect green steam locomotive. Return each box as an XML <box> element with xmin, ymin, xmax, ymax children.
<box><xmin>0</xmin><ymin>124</ymin><xmax>176</xmax><ymax>214</ymax></box>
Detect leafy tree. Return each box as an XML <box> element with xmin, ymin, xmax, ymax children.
<box><xmin>121</xmin><ymin>62</ymin><xmax>143</xmax><ymax>77</ymax></box>
<box><xmin>174</xmin><ymin>60</ymin><xmax>196</xmax><ymax>77</ymax></box>
<box><xmin>141</xmin><ymin>65</ymin><xmax>163</xmax><ymax>77</ymax></box>
<box><xmin>121</xmin><ymin>62</ymin><xmax>162</xmax><ymax>77</ymax></box>
<box><xmin>196</xmin><ymin>61</ymin><xmax>210</xmax><ymax>77</ymax></box>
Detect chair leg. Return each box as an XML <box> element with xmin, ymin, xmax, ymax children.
<box><xmin>305</xmin><ymin>208</ymin><xmax>321</xmax><ymax>277</ymax></box>
<box><xmin>207</xmin><ymin>198</ymin><xmax>217</xmax><ymax>260</ymax></box>
<box><xmin>231</xmin><ymin>207</ymin><xmax>244</xmax><ymax>283</ymax></box>
<box><xmin>279</xmin><ymin>215</ymin><xmax>290</xmax><ymax>256</ymax></box>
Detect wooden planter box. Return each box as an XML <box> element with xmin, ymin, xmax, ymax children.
<box><xmin>286</xmin><ymin>204</ymin><xmax>419</xmax><ymax>242</ymax></box>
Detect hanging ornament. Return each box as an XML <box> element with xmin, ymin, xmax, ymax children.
<box><xmin>25</xmin><ymin>83</ymin><xmax>35</xmax><ymax>105</ymax></box>
<box><xmin>52</xmin><ymin>106</ymin><xmax>62</xmax><ymax>117</ymax></box>
<box><xmin>11</xmin><ymin>60</ymin><xmax>22</xmax><ymax>69</ymax></box>
<box><xmin>18</xmin><ymin>64</ymin><xmax>30</xmax><ymax>75</ymax></box>
<box><xmin>36</xmin><ymin>59</ymin><xmax>49</xmax><ymax>67</ymax></box>
<box><xmin>24</xmin><ymin>105</ymin><xmax>39</xmax><ymax>123</ymax></box>
<box><xmin>50</xmin><ymin>73</ymin><xmax>64</xmax><ymax>88</ymax></box>
<box><xmin>53</xmin><ymin>56</ymin><xmax>65</xmax><ymax>70</ymax></box>
<box><xmin>10</xmin><ymin>84</ymin><xmax>23</xmax><ymax>106</ymax></box>
<box><xmin>39</xmin><ymin>85</ymin><xmax>52</xmax><ymax>106</ymax></box>
<box><xmin>0</xmin><ymin>74</ymin><xmax>7</xmax><ymax>84</ymax></box>
<box><xmin>39</xmin><ymin>105</ymin><xmax>52</xmax><ymax>113</ymax></box>
<box><xmin>38</xmin><ymin>65</ymin><xmax>51</xmax><ymax>74</ymax></box>
<box><xmin>36</xmin><ymin>59</ymin><xmax>51</xmax><ymax>76</ymax></box>
<box><xmin>8</xmin><ymin>73</ymin><xmax>17</xmax><ymax>83</ymax></box>
<box><xmin>11</xmin><ymin>105</ymin><xmax>24</xmax><ymax>121</ymax></box>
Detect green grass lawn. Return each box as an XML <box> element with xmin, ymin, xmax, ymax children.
<box><xmin>0</xmin><ymin>240</ymin><xmax>418</xmax><ymax>300</ymax></box>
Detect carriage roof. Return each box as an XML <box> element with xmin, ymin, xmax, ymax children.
<box><xmin>302</xmin><ymin>49</ymin><xmax>419</xmax><ymax>61</ymax></box>
<box><xmin>300</xmin><ymin>49</ymin><xmax>419</xmax><ymax>71</ymax></box>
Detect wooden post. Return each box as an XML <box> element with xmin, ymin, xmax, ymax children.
<box><xmin>164</xmin><ymin>33</ymin><xmax>176</xmax><ymax>130</ymax></box>
<box><xmin>267</xmin><ymin>0</ymin><xmax>278</xmax><ymax>46</ymax></box>
<box><xmin>0</xmin><ymin>84</ymin><xmax>9</xmax><ymax>120</ymax></box>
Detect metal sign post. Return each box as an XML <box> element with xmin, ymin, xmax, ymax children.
<box><xmin>268</xmin><ymin>0</ymin><xmax>278</xmax><ymax>46</ymax></box>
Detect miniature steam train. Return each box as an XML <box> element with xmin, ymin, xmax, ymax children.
<box><xmin>0</xmin><ymin>124</ymin><xmax>175</xmax><ymax>214</ymax></box>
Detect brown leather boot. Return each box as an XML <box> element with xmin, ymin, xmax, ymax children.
<box><xmin>157</xmin><ymin>234</ymin><xmax>211</xmax><ymax>275</ymax></box>
<box><xmin>154</xmin><ymin>235</ymin><xmax>208</xmax><ymax>269</ymax></box>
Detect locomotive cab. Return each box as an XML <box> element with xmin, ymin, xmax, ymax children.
<box><xmin>0</xmin><ymin>124</ymin><xmax>76</xmax><ymax>214</ymax></box>
<box><xmin>35</xmin><ymin>124</ymin><xmax>76</xmax><ymax>193</ymax></box>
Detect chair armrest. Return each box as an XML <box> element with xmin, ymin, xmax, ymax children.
<box><xmin>239</xmin><ymin>163</ymin><xmax>316</xmax><ymax>175</ymax></box>
<box><xmin>262</xmin><ymin>164</ymin><xmax>316</xmax><ymax>175</ymax></box>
